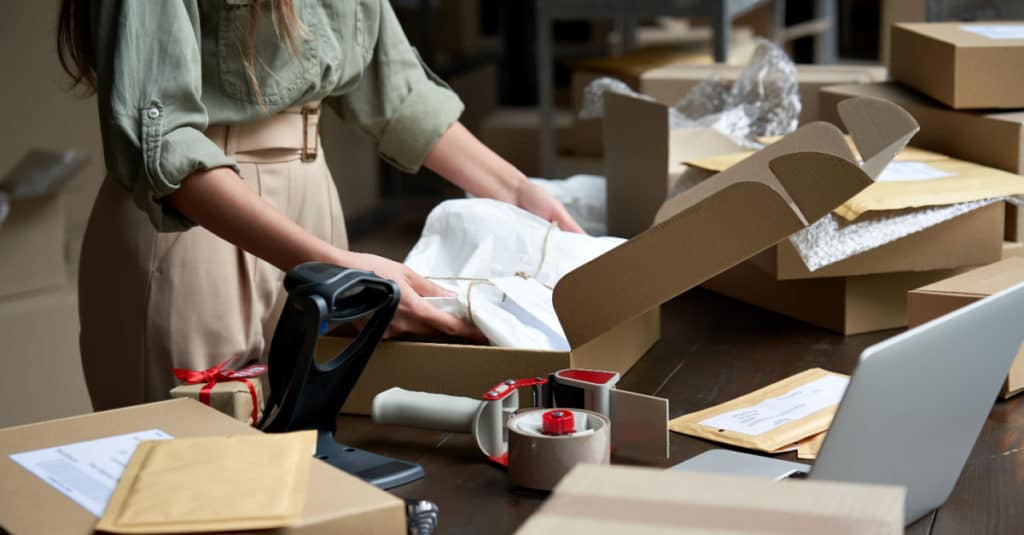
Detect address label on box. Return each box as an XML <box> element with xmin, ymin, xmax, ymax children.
<box><xmin>699</xmin><ymin>375</ymin><xmax>849</xmax><ymax>436</ymax></box>
<box><xmin>9</xmin><ymin>429</ymin><xmax>173</xmax><ymax>517</ymax></box>
<box><xmin>962</xmin><ymin>25</ymin><xmax>1024</xmax><ymax>40</ymax></box>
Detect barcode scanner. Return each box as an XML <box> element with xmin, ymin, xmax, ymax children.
<box><xmin>259</xmin><ymin>262</ymin><xmax>424</xmax><ymax>489</ymax></box>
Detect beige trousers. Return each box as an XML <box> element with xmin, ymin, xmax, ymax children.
<box><xmin>79</xmin><ymin>108</ymin><xmax>348</xmax><ymax>411</ymax></box>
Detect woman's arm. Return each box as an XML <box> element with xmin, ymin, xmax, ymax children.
<box><xmin>166</xmin><ymin>168</ymin><xmax>483</xmax><ymax>340</ymax></box>
<box><xmin>424</xmin><ymin>122</ymin><xmax>585</xmax><ymax>233</ymax></box>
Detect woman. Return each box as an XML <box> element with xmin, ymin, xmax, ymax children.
<box><xmin>57</xmin><ymin>0</ymin><xmax>583</xmax><ymax>410</ymax></box>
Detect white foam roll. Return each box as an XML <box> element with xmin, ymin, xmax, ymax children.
<box><xmin>506</xmin><ymin>408</ymin><xmax>611</xmax><ymax>491</ymax></box>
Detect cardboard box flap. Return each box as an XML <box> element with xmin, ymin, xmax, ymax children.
<box><xmin>556</xmin><ymin>97</ymin><xmax>917</xmax><ymax>349</ymax></box>
<box><xmin>838</xmin><ymin>96</ymin><xmax>918</xmax><ymax>179</ymax></box>
<box><xmin>553</xmin><ymin>156</ymin><xmax>869</xmax><ymax>349</ymax></box>
<box><xmin>687</xmin><ymin>142</ymin><xmax>945</xmax><ymax>173</ymax></box>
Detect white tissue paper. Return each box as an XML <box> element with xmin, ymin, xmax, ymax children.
<box><xmin>528</xmin><ymin>174</ymin><xmax>608</xmax><ymax>236</ymax></box>
<box><xmin>404</xmin><ymin>199</ymin><xmax>625</xmax><ymax>350</ymax></box>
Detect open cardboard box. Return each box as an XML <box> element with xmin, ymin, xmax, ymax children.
<box><xmin>0</xmin><ymin>399</ymin><xmax>406</xmax><ymax>534</ymax></box>
<box><xmin>326</xmin><ymin>96</ymin><xmax>918</xmax><ymax>415</ymax></box>
<box><xmin>908</xmin><ymin>257</ymin><xmax>1024</xmax><ymax>398</ymax></box>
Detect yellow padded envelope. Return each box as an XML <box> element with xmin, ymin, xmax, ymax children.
<box><xmin>686</xmin><ymin>141</ymin><xmax>1024</xmax><ymax>220</ymax></box>
<box><xmin>97</xmin><ymin>431</ymin><xmax>315</xmax><ymax>534</ymax></box>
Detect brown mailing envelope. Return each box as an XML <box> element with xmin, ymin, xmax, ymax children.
<box><xmin>96</xmin><ymin>431</ymin><xmax>316</xmax><ymax>534</ymax></box>
<box><xmin>669</xmin><ymin>368</ymin><xmax>849</xmax><ymax>453</ymax></box>
<box><xmin>687</xmin><ymin>139</ymin><xmax>1024</xmax><ymax>222</ymax></box>
<box><xmin>797</xmin><ymin>432</ymin><xmax>827</xmax><ymax>460</ymax></box>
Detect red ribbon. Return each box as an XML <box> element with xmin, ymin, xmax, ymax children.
<box><xmin>173</xmin><ymin>357</ymin><xmax>267</xmax><ymax>425</ymax></box>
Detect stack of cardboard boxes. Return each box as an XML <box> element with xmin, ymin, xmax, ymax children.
<box><xmin>601</xmin><ymin>22</ymin><xmax>1024</xmax><ymax>335</ymax></box>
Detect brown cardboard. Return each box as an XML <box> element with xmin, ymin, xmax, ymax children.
<box><xmin>0</xmin><ymin>399</ymin><xmax>406</xmax><ymax>534</ymax></box>
<box><xmin>0</xmin><ymin>194</ymin><xmax>66</xmax><ymax>298</ymax></box>
<box><xmin>819</xmin><ymin>82</ymin><xmax>1024</xmax><ymax>174</ymax></box>
<box><xmin>768</xmin><ymin>202</ymin><xmax>1004</xmax><ymax>280</ymax></box>
<box><xmin>880</xmin><ymin>0</ymin><xmax>926</xmax><ymax>66</ymax></box>
<box><xmin>891</xmin><ymin>22</ymin><xmax>1024</xmax><ymax>109</ymax></box>
<box><xmin>335</xmin><ymin>97</ymin><xmax>909</xmax><ymax>415</ymax></box>
<box><xmin>517</xmin><ymin>465</ymin><xmax>905</xmax><ymax>534</ymax></box>
<box><xmin>705</xmin><ymin>256</ymin><xmax>969</xmax><ymax>335</ymax></box>
<box><xmin>0</xmin><ymin>285</ymin><xmax>91</xmax><ymax>428</ymax></box>
<box><xmin>907</xmin><ymin>257</ymin><xmax>1024</xmax><ymax>398</ymax></box>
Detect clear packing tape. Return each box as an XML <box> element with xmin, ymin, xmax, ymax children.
<box><xmin>579</xmin><ymin>39</ymin><xmax>800</xmax><ymax>148</ymax></box>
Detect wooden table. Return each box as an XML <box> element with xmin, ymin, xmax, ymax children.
<box><xmin>336</xmin><ymin>289</ymin><xmax>1024</xmax><ymax>534</ymax></box>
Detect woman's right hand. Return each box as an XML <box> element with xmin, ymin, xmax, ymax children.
<box><xmin>348</xmin><ymin>252</ymin><xmax>485</xmax><ymax>341</ymax></box>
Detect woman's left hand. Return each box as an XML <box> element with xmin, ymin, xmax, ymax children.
<box><xmin>514</xmin><ymin>180</ymin><xmax>586</xmax><ymax>234</ymax></box>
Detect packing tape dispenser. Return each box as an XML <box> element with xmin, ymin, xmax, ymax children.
<box><xmin>371</xmin><ymin>368</ymin><xmax>668</xmax><ymax>489</ymax></box>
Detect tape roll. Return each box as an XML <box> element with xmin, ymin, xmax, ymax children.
<box><xmin>507</xmin><ymin>408</ymin><xmax>611</xmax><ymax>491</ymax></box>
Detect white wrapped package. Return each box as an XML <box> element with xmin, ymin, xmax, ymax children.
<box><xmin>404</xmin><ymin>199</ymin><xmax>625</xmax><ymax>350</ymax></box>
<box><xmin>528</xmin><ymin>174</ymin><xmax>608</xmax><ymax>236</ymax></box>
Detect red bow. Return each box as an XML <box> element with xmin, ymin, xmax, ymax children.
<box><xmin>173</xmin><ymin>357</ymin><xmax>267</xmax><ymax>425</ymax></box>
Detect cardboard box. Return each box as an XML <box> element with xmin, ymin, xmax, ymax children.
<box><xmin>890</xmin><ymin>22</ymin><xmax>1024</xmax><ymax>109</ymax></box>
<box><xmin>480</xmin><ymin>108</ymin><xmax>574</xmax><ymax>178</ymax></box>
<box><xmin>0</xmin><ymin>399</ymin><xmax>406</xmax><ymax>534</ymax></box>
<box><xmin>0</xmin><ymin>285</ymin><xmax>91</xmax><ymax>428</ymax></box>
<box><xmin>601</xmin><ymin>68</ymin><xmax>893</xmax><ymax>238</ymax></box>
<box><xmin>517</xmin><ymin>465</ymin><xmax>905</xmax><ymax>534</ymax></box>
<box><xmin>819</xmin><ymin>82</ymin><xmax>1024</xmax><ymax>174</ymax></box>
<box><xmin>705</xmin><ymin>253</ymin><xmax>970</xmax><ymax>335</ymax></box>
<box><xmin>908</xmin><ymin>257</ymin><xmax>1024</xmax><ymax>398</ymax></box>
<box><xmin>0</xmin><ymin>194</ymin><xmax>66</xmax><ymax>299</ymax></box>
<box><xmin>330</xmin><ymin>96</ymin><xmax>913</xmax><ymax>414</ymax></box>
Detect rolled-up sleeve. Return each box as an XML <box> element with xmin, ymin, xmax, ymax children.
<box><xmin>327</xmin><ymin>0</ymin><xmax>464</xmax><ymax>173</ymax></box>
<box><xmin>95</xmin><ymin>0</ymin><xmax>238</xmax><ymax>232</ymax></box>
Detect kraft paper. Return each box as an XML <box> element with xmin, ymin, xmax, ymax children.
<box><xmin>686</xmin><ymin>140</ymin><xmax>1024</xmax><ymax>221</ymax></box>
<box><xmin>669</xmin><ymin>368</ymin><xmax>848</xmax><ymax>453</ymax></box>
<box><xmin>797</xmin><ymin>432</ymin><xmax>827</xmax><ymax>460</ymax></box>
<box><xmin>96</xmin><ymin>431</ymin><xmax>315</xmax><ymax>534</ymax></box>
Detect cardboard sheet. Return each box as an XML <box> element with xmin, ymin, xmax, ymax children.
<box><xmin>518</xmin><ymin>465</ymin><xmax>905</xmax><ymax>534</ymax></box>
<box><xmin>97</xmin><ymin>431</ymin><xmax>316</xmax><ymax>534</ymax></box>
<box><xmin>669</xmin><ymin>369</ymin><xmax>849</xmax><ymax>453</ymax></box>
<box><xmin>797</xmin><ymin>432</ymin><xmax>827</xmax><ymax>460</ymax></box>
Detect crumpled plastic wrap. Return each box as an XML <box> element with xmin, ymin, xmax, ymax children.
<box><xmin>578</xmin><ymin>39</ymin><xmax>800</xmax><ymax>147</ymax></box>
<box><xmin>789</xmin><ymin>199</ymin><xmax>1001</xmax><ymax>271</ymax></box>
<box><xmin>528</xmin><ymin>174</ymin><xmax>607</xmax><ymax>236</ymax></box>
<box><xmin>405</xmin><ymin>198</ymin><xmax>625</xmax><ymax>350</ymax></box>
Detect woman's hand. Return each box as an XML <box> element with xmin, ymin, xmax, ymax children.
<box><xmin>513</xmin><ymin>180</ymin><xmax>585</xmax><ymax>234</ymax></box>
<box><xmin>349</xmin><ymin>253</ymin><xmax>486</xmax><ymax>341</ymax></box>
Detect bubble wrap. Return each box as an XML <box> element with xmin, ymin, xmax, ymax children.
<box><xmin>789</xmin><ymin>198</ymin><xmax>1017</xmax><ymax>271</ymax></box>
<box><xmin>578</xmin><ymin>39</ymin><xmax>800</xmax><ymax>147</ymax></box>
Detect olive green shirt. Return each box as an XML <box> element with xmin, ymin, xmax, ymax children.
<box><xmin>92</xmin><ymin>0</ymin><xmax>464</xmax><ymax>231</ymax></box>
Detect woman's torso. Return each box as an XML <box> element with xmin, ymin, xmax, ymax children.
<box><xmin>195</xmin><ymin>0</ymin><xmax>380</xmax><ymax>124</ymax></box>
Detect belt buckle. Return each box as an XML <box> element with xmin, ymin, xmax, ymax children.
<box><xmin>301</xmin><ymin>103</ymin><xmax>320</xmax><ymax>162</ymax></box>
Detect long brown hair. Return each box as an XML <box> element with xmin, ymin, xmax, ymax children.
<box><xmin>57</xmin><ymin>0</ymin><xmax>306</xmax><ymax>102</ymax></box>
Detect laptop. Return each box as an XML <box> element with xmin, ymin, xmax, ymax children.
<box><xmin>672</xmin><ymin>282</ymin><xmax>1024</xmax><ymax>525</ymax></box>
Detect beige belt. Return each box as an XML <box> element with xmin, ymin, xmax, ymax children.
<box><xmin>205</xmin><ymin>101</ymin><xmax>321</xmax><ymax>161</ymax></box>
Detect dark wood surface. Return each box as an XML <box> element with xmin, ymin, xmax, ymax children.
<box><xmin>335</xmin><ymin>288</ymin><xmax>1024</xmax><ymax>534</ymax></box>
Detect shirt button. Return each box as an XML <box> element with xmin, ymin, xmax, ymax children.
<box><xmin>147</xmin><ymin>107</ymin><xmax>160</xmax><ymax>119</ymax></box>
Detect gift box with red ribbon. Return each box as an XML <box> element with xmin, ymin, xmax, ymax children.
<box><xmin>169</xmin><ymin>358</ymin><xmax>267</xmax><ymax>425</ymax></box>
